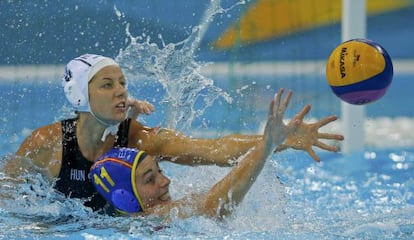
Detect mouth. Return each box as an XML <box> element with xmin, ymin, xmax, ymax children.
<box><xmin>159</xmin><ymin>192</ymin><xmax>171</xmax><ymax>202</ymax></box>
<box><xmin>115</xmin><ymin>101</ymin><xmax>127</xmax><ymax>111</ymax></box>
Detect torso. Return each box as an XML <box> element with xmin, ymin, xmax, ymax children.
<box><xmin>54</xmin><ymin>118</ymin><xmax>131</xmax><ymax>212</ymax></box>
<box><xmin>15</xmin><ymin>116</ymin><xmax>158</xmax><ymax>211</ymax></box>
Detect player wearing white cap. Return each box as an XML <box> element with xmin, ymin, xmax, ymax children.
<box><xmin>4</xmin><ymin>54</ymin><xmax>343</xmax><ymax>213</ymax></box>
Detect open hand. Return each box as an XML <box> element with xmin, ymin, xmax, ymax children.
<box><xmin>263</xmin><ymin>89</ymin><xmax>300</xmax><ymax>152</ymax></box>
<box><xmin>274</xmin><ymin>104</ymin><xmax>344</xmax><ymax>162</ymax></box>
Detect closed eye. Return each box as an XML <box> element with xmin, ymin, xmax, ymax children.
<box><xmin>145</xmin><ymin>175</ymin><xmax>155</xmax><ymax>184</ymax></box>
<box><xmin>143</xmin><ymin>169</ymin><xmax>155</xmax><ymax>184</ymax></box>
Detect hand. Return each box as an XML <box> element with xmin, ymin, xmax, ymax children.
<box><xmin>263</xmin><ymin>89</ymin><xmax>300</xmax><ymax>152</ymax></box>
<box><xmin>274</xmin><ymin>105</ymin><xmax>344</xmax><ymax>162</ymax></box>
<box><xmin>127</xmin><ymin>98</ymin><xmax>155</xmax><ymax>119</ymax></box>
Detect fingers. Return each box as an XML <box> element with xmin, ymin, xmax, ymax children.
<box><xmin>314</xmin><ymin>141</ymin><xmax>339</xmax><ymax>152</ymax></box>
<box><xmin>129</xmin><ymin>99</ymin><xmax>155</xmax><ymax>115</ymax></box>
<box><xmin>141</xmin><ymin>101</ymin><xmax>155</xmax><ymax>115</ymax></box>
<box><xmin>270</xmin><ymin>88</ymin><xmax>284</xmax><ymax>117</ymax></box>
<box><xmin>268</xmin><ymin>95</ymin><xmax>276</xmax><ymax>118</ymax></box>
<box><xmin>279</xmin><ymin>90</ymin><xmax>292</xmax><ymax>115</ymax></box>
<box><xmin>296</xmin><ymin>104</ymin><xmax>311</xmax><ymax>120</ymax></box>
<box><xmin>316</xmin><ymin>115</ymin><xmax>338</xmax><ymax>128</ymax></box>
<box><xmin>127</xmin><ymin>98</ymin><xmax>155</xmax><ymax>120</ymax></box>
<box><xmin>317</xmin><ymin>133</ymin><xmax>344</xmax><ymax>141</ymax></box>
<box><xmin>270</xmin><ymin>89</ymin><xmax>293</xmax><ymax>118</ymax></box>
<box><xmin>307</xmin><ymin>148</ymin><xmax>321</xmax><ymax>162</ymax></box>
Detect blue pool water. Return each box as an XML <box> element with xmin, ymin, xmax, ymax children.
<box><xmin>1</xmin><ymin>2</ymin><xmax>413</xmax><ymax>236</ymax></box>
<box><xmin>0</xmin><ymin>69</ymin><xmax>413</xmax><ymax>239</ymax></box>
<box><xmin>1</xmin><ymin>0</ymin><xmax>413</xmax><ymax>238</ymax></box>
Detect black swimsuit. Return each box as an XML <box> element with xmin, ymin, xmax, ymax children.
<box><xmin>54</xmin><ymin>118</ymin><xmax>131</xmax><ymax>212</ymax></box>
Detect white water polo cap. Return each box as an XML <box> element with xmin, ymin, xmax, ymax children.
<box><xmin>62</xmin><ymin>54</ymin><xmax>119</xmax><ymax>112</ymax></box>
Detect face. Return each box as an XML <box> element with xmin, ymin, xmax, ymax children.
<box><xmin>88</xmin><ymin>65</ymin><xmax>128</xmax><ymax>125</ymax></box>
<box><xmin>135</xmin><ymin>155</ymin><xmax>171</xmax><ymax>210</ymax></box>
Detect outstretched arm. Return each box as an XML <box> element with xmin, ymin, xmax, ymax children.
<box><xmin>147</xmin><ymin>89</ymin><xmax>299</xmax><ymax>218</ymax></box>
<box><xmin>198</xmin><ymin>89</ymin><xmax>299</xmax><ymax>218</ymax></box>
<box><xmin>135</xmin><ymin>105</ymin><xmax>343</xmax><ymax>166</ymax></box>
<box><xmin>137</xmin><ymin>127</ymin><xmax>262</xmax><ymax>166</ymax></box>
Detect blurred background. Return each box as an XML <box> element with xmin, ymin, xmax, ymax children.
<box><xmin>1</xmin><ymin>0</ymin><xmax>413</xmax><ymax>63</ymax></box>
<box><xmin>0</xmin><ymin>2</ymin><xmax>413</xmax><ymax>238</ymax></box>
<box><xmin>1</xmin><ymin>0</ymin><xmax>413</xmax><ymax>151</ymax></box>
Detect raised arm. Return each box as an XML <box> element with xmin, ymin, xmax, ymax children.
<box><xmin>147</xmin><ymin>89</ymin><xmax>302</xmax><ymax>219</ymax></box>
<box><xmin>198</xmin><ymin>89</ymin><xmax>299</xmax><ymax>218</ymax></box>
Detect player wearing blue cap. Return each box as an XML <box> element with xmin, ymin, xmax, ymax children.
<box><xmin>4</xmin><ymin>54</ymin><xmax>343</xmax><ymax>213</ymax></box>
<box><xmin>90</xmin><ymin>89</ymin><xmax>303</xmax><ymax>218</ymax></box>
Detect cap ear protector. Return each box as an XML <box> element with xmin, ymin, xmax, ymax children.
<box><xmin>63</xmin><ymin>65</ymin><xmax>87</xmax><ymax>108</ymax></box>
<box><xmin>61</xmin><ymin>54</ymin><xmax>119</xmax><ymax>112</ymax></box>
<box><xmin>89</xmin><ymin>148</ymin><xmax>148</xmax><ymax>214</ymax></box>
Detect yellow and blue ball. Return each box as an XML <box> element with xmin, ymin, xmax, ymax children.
<box><xmin>326</xmin><ymin>38</ymin><xmax>393</xmax><ymax>105</ymax></box>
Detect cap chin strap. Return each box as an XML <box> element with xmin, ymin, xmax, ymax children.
<box><xmin>89</xmin><ymin>110</ymin><xmax>124</xmax><ymax>142</ymax></box>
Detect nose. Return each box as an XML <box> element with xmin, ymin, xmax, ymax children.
<box><xmin>159</xmin><ymin>173</ymin><xmax>170</xmax><ymax>188</ymax></box>
<box><xmin>115</xmin><ymin>81</ymin><xmax>127</xmax><ymax>98</ymax></box>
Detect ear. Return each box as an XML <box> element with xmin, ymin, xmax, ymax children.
<box><xmin>64</xmin><ymin>78</ymin><xmax>87</xmax><ymax>108</ymax></box>
<box><xmin>112</xmin><ymin>189</ymin><xmax>142</xmax><ymax>213</ymax></box>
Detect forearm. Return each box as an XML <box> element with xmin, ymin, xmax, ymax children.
<box><xmin>201</xmin><ymin>141</ymin><xmax>271</xmax><ymax>217</ymax></box>
<box><xmin>147</xmin><ymin>142</ymin><xmax>268</xmax><ymax>219</ymax></box>
<box><xmin>140</xmin><ymin>126</ymin><xmax>263</xmax><ymax>166</ymax></box>
<box><xmin>170</xmin><ymin>134</ymin><xmax>263</xmax><ymax>166</ymax></box>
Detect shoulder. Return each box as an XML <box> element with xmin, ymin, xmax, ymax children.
<box><xmin>127</xmin><ymin>119</ymin><xmax>189</xmax><ymax>155</ymax></box>
<box><xmin>32</xmin><ymin>122</ymin><xmax>62</xmax><ymax>140</ymax></box>
<box><xmin>128</xmin><ymin>119</ymin><xmax>151</xmax><ymax>131</ymax></box>
<box><xmin>15</xmin><ymin>121</ymin><xmax>63</xmax><ymax>177</ymax></box>
<box><xmin>127</xmin><ymin>120</ymin><xmax>168</xmax><ymax>151</ymax></box>
<box><xmin>127</xmin><ymin>120</ymin><xmax>154</xmax><ymax>147</ymax></box>
<box><xmin>16</xmin><ymin>121</ymin><xmax>62</xmax><ymax>156</ymax></box>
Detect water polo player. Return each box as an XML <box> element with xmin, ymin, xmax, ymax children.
<box><xmin>4</xmin><ymin>54</ymin><xmax>343</xmax><ymax>213</ymax></box>
<box><xmin>90</xmin><ymin>89</ymin><xmax>319</xmax><ymax>218</ymax></box>
<box><xmin>90</xmin><ymin>148</ymin><xmax>170</xmax><ymax>215</ymax></box>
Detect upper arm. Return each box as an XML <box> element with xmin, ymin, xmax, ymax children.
<box><xmin>128</xmin><ymin>120</ymin><xmax>190</xmax><ymax>157</ymax></box>
<box><xmin>8</xmin><ymin>123</ymin><xmax>62</xmax><ymax>177</ymax></box>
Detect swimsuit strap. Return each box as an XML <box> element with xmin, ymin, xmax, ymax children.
<box><xmin>114</xmin><ymin>118</ymin><xmax>131</xmax><ymax>147</ymax></box>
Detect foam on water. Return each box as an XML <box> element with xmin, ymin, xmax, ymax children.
<box><xmin>0</xmin><ymin>0</ymin><xmax>413</xmax><ymax>239</ymax></box>
<box><xmin>2</xmin><ymin>148</ymin><xmax>412</xmax><ymax>239</ymax></box>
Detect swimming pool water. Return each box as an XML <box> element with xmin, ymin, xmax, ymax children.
<box><xmin>0</xmin><ymin>148</ymin><xmax>413</xmax><ymax>239</ymax></box>
<box><xmin>0</xmin><ymin>72</ymin><xmax>413</xmax><ymax>239</ymax></box>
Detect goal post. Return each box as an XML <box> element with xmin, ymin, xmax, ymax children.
<box><xmin>341</xmin><ymin>0</ymin><xmax>366</xmax><ymax>153</ymax></box>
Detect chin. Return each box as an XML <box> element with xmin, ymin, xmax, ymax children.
<box><xmin>110</xmin><ymin>113</ymin><xmax>127</xmax><ymax>123</ymax></box>
<box><xmin>148</xmin><ymin>199</ymin><xmax>170</xmax><ymax>209</ymax></box>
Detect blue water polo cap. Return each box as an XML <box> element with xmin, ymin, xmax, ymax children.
<box><xmin>90</xmin><ymin>148</ymin><xmax>148</xmax><ymax>214</ymax></box>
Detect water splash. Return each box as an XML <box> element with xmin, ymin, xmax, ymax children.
<box><xmin>0</xmin><ymin>168</ymin><xmax>94</xmax><ymax>238</ymax></box>
<box><xmin>115</xmin><ymin>0</ymin><xmax>241</xmax><ymax>131</ymax></box>
<box><xmin>0</xmin><ymin>161</ymin><xmax>164</xmax><ymax>238</ymax></box>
